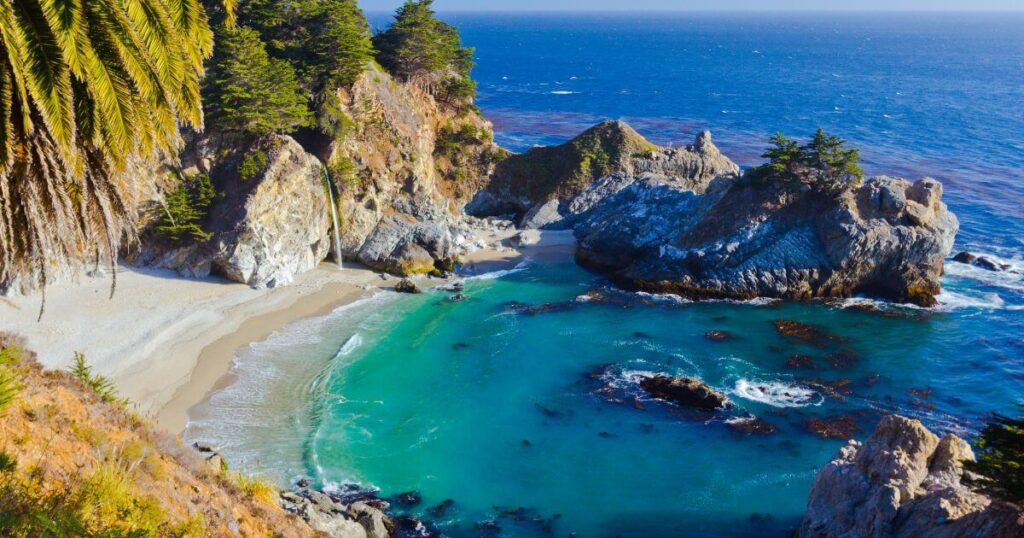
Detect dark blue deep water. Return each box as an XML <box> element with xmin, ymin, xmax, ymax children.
<box><xmin>190</xmin><ymin>13</ymin><xmax>1024</xmax><ymax>538</ymax></box>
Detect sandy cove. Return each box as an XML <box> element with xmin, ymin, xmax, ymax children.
<box><xmin>0</xmin><ymin>229</ymin><xmax>574</xmax><ymax>434</ymax></box>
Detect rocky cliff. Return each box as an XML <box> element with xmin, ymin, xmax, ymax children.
<box><xmin>574</xmin><ymin>171</ymin><xmax>958</xmax><ymax>306</ymax></box>
<box><xmin>800</xmin><ymin>415</ymin><xmax>1023</xmax><ymax>537</ymax></box>
<box><xmin>130</xmin><ymin>63</ymin><xmax>501</xmax><ymax>285</ymax></box>
<box><xmin>467</xmin><ymin>120</ymin><xmax>740</xmax><ymax>229</ymax></box>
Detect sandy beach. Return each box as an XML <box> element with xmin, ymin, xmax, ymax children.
<box><xmin>0</xmin><ymin>227</ymin><xmax>573</xmax><ymax>435</ymax></box>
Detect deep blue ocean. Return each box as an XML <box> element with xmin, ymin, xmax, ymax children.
<box><xmin>187</xmin><ymin>13</ymin><xmax>1024</xmax><ymax>537</ymax></box>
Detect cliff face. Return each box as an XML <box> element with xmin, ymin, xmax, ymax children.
<box><xmin>130</xmin><ymin>134</ymin><xmax>331</xmax><ymax>288</ymax></box>
<box><xmin>130</xmin><ymin>63</ymin><xmax>500</xmax><ymax>284</ymax></box>
<box><xmin>574</xmin><ymin>172</ymin><xmax>958</xmax><ymax>305</ymax></box>
<box><xmin>325</xmin><ymin>62</ymin><xmax>501</xmax><ymax>275</ymax></box>
<box><xmin>800</xmin><ymin>415</ymin><xmax>1023</xmax><ymax>537</ymax></box>
<box><xmin>466</xmin><ymin>121</ymin><xmax>740</xmax><ymax>229</ymax></box>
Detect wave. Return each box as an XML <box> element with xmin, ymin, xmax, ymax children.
<box><xmin>732</xmin><ymin>379</ymin><xmax>823</xmax><ymax>408</ymax></box>
<box><xmin>934</xmin><ymin>290</ymin><xmax>1006</xmax><ymax>311</ymax></box>
<box><xmin>944</xmin><ymin>252</ymin><xmax>1024</xmax><ymax>293</ymax></box>
<box><xmin>549</xmin><ymin>90</ymin><xmax>579</xmax><ymax>95</ymax></box>
<box><xmin>464</xmin><ymin>260</ymin><xmax>531</xmax><ymax>281</ymax></box>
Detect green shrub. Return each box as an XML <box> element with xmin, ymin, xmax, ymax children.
<box><xmin>966</xmin><ymin>407</ymin><xmax>1024</xmax><ymax>505</ymax></box>
<box><xmin>0</xmin><ymin>343</ymin><xmax>23</xmax><ymax>414</ymax></box>
<box><xmin>238</xmin><ymin>149</ymin><xmax>269</xmax><ymax>181</ymax></box>
<box><xmin>154</xmin><ymin>172</ymin><xmax>217</xmax><ymax>243</ymax></box>
<box><xmin>69</xmin><ymin>352</ymin><xmax>127</xmax><ymax>406</ymax></box>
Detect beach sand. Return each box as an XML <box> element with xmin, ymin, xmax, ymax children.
<box><xmin>0</xmin><ymin>228</ymin><xmax>573</xmax><ymax>435</ymax></box>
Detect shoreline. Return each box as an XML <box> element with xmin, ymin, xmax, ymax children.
<box><xmin>0</xmin><ymin>225</ymin><xmax>538</xmax><ymax>435</ymax></box>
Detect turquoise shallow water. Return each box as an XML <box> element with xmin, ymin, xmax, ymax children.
<box><xmin>185</xmin><ymin>12</ymin><xmax>1024</xmax><ymax>538</ymax></box>
<box><xmin>187</xmin><ymin>256</ymin><xmax>1024</xmax><ymax>537</ymax></box>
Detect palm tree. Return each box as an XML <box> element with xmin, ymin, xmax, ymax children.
<box><xmin>0</xmin><ymin>0</ymin><xmax>222</xmax><ymax>312</ymax></box>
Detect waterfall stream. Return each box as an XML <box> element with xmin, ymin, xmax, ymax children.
<box><xmin>322</xmin><ymin>168</ymin><xmax>343</xmax><ymax>270</ymax></box>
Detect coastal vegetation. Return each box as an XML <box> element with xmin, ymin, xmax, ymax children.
<box><xmin>153</xmin><ymin>172</ymin><xmax>217</xmax><ymax>244</ymax></box>
<box><xmin>752</xmin><ymin>129</ymin><xmax>864</xmax><ymax>192</ymax></box>
<box><xmin>0</xmin><ymin>334</ymin><xmax>309</xmax><ymax>536</ymax></box>
<box><xmin>373</xmin><ymin>0</ymin><xmax>477</xmax><ymax>107</ymax></box>
<box><xmin>967</xmin><ymin>407</ymin><xmax>1024</xmax><ymax>505</ymax></box>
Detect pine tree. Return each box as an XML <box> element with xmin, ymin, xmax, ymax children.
<box><xmin>802</xmin><ymin>128</ymin><xmax>863</xmax><ymax>187</ymax></box>
<box><xmin>373</xmin><ymin>0</ymin><xmax>475</xmax><ymax>104</ymax></box>
<box><xmin>310</xmin><ymin>0</ymin><xmax>375</xmax><ymax>88</ymax></box>
<box><xmin>204</xmin><ymin>26</ymin><xmax>312</xmax><ymax>136</ymax></box>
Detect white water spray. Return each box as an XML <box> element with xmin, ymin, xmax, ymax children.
<box><xmin>323</xmin><ymin>167</ymin><xmax>343</xmax><ymax>270</ymax></box>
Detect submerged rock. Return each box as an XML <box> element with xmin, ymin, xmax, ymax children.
<box><xmin>728</xmin><ymin>417</ymin><xmax>779</xmax><ymax>436</ymax></box>
<box><xmin>773</xmin><ymin>320</ymin><xmax>844</xmax><ymax>347</ymax></box>
<box><xmin>805</xmin><ymin>415</ymin><xmax>861</xmax><ymax>439</ymax></box>
<box><xmin>638</xmin><ymin>375</ymin><xmax>729</xmax><ymax>410</ymax></box>
<box><xmin>704</xmin><ymin>330</ymin><xmax>733</xmax><ymax>342</ymax></box>
<box><xmin>800</xmin><ymin>415</ymin><xmax>1024</xmax><ymax>537</ymax></box>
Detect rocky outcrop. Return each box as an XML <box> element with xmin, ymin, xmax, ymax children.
<box><xmin>638</xmin><ymin>375</ymin><xmax>729</xmax><ymax>410</ymax></box>
<box><xmin>574</xmin><ymin>172</ymin><xmax>958</xmax><ymax>306</ymax></box>
<box><xmin>800</xmin><ymin>415</ymin><xmax>1023</xmax><ymax>537</ymax></box>
<box><xmin>326</xmin><ymin>62</ymin><xmax>500</xmax><ymax>275</ymax></box>
<box><xmin>130</xmin><ymin>134</ymin><xmax>331</xmax><ymax>288</ymax></box>
<box><xmin>279</xmin><ymin>490</ymin><xmax>393</xmax><ymax>538</ymax></box>
<box><xmin>467</xmin><ymin>121</ymin><xmax>740</xmax><ymax>229</ymax></box>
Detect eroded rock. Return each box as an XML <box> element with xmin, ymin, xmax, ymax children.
<box><xmin>638</xmin><ymin>375</ymin><xmax>729</xmax><ymax>410</ymax></box>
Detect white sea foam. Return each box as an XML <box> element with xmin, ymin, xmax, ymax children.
<box><xmin>336</xmin><ymin>333</ymin><xmax>363</xmax><ymax>357</ymax></box>
<box><xmin>944</xmin><ymin>252</ymin><xmax>1024</xmax><ymax>293</ymax></box>
<box><xmin>464</xmin><ymin>260</ymin><xmax>530</xmax><ymax>281</ymax></box>
<box><xmin>733</xmin><ymin>379</ymin><xmax>823</xmax><ymax>408</ymax></box>
<box><xmin>934</xmin><ymin>290</ymin><xmax>1006</xmax><ymax>311</ymax></box>
<box><xmin>549</xmin><ymin>90</ymin><xmax>579</xmax><ymax>95</ymax></box>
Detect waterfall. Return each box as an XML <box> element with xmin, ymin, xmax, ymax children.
<box><xmin>322</xmin><ymin>167</ymin><xmax>343</xmax><ymax>270</ymax></box>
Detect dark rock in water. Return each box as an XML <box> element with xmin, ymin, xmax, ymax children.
<box><xmin>704</xmin><ymin>330</ymin><xmax>733</xmax><ymax>342</ymax></box>
<box><xmin>633</xmin><ymin>331</ymin><xmax>651</xmax><ymax>339</ymax></box>
<box><xmin>391</xmin><ymin>491</ymin><xmax>422</xmax><ymax>508</ymax></box>
<box><xmin>393</xmin><ymin>515</ymin><xmax>442</xmax><ymax>538</ymax></box>
<box><xmin>295</xmin><ymin>477</ymin><xmax>311</xmax><ymax>489</ymax></box>
<box><xmin>638</xmin><ymin>375</ymin><xmax>729</xmax><ymax>410</ymax></box>
<box><xmin>805</xmin><ymin>415</ymin><xmax>861</xmax><ymax>439</ymax></box>
<box><xmin>534</xmin><ymin>403</ymin><xmax>561</xmax><ymax>418</ymax></box>
<box><xmin>449</xmin><ymin>293</ymin><xmax>467</xmax><ymax>302</ymax></box>
<box><xmin>451</xmin><ymin>342</ymin><xmax>470</xmax><ymax>351</ymax></box>
<box><xmin>729</xmin><ymin>417</ymin><xmax>778</xmax><ymax>436</ymax></box>
<box><xmin>504</xmin><ymin>300</ymin><xmax>576</xmax><ymax>316</ymax></box>
<box><xmin>826</xmin><ymin>349</ymin><xmax>862</xmax><ymax>369</ymax></box>
<box><xmin>787</xmin><ymin>354</ymin><xmax>817</xmax><ymax>369</ymax></box>
<box><xmin>426</xmin><ymin>499</ymin><xmax>455</xmax><ymax>518</ymax></box>
<box><xmin>952</xmin><ymin>251</ymin><xmax>976</xmax><ymax>264</ymax></box>
<box><xmin>908</xmin><ymin>387</ymin><xmax>934</xmax><ymax>399</ymax></box>
<box><xmin>475</xmin><ymin>520</ymin><xmax>501</xmax><ymax>536</ymax></box>
<box><xmin>395</xmin><ymin>279</ymin><xmax>421</xmax><ymax>294</ymax></box>
<box><xmin>773</xmin><ymin>320</ymin><xmax>844</xmax><ymax>347</ymax></box>
<box><xmin>521</xmin><ymin>439</ymin><xmax>532</xmax><ymax>447</ymax></box>
<box><xmin>597</xmin><ymin>431</ymin><xmax>618</xmax><ymax>438</ymax></box>
<box><xmin>974</xmin><ymin>256</ymin><xmax>1008</xmax><ymax>272</ymax></box>
<box><xmin>191</xmin><ymin>442</ymin><xmax>214</xmax><ymax>453</ymax></box>
<box><xmin>444</xmin><ymin>280</ymin><xmax>465</xmax><ymax>292</ymax></box>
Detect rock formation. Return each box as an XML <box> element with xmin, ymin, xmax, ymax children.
<box><xmin>130</xmin><ymin>134</ymin><xmax>331</xmax><ymax>288</ymax></box>
<box><xmin>279</xmin><ymin>490</ymin><xmax>394</xmax><ymax>538</ymax></box>
<box><xmin>467</xmin><ymin>121</ymin><xmax>740</xmax><ymax>229</ymax></box>
<box><xmin>638</xmin><ymin>375</ymin><xmax>729</xmax><ymax>410</ymax></box>
<box><xmin>573</xmin><ymin>170</ymin><xmax>958</xmax><ymax>306</ymax></box>
<box><xmin>800</xmin><ymin>415</ymin><xmax>1023</xmax><ymax>537</ymax></box>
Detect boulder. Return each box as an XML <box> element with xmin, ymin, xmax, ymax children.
<box><xmin>394</xmin><ymin>279</ymin><xmax>421</xmax><ymax>294</ymax></box>
<box><xmin>799</xmin><ymin>415</ymin><xmax>1024</xmax><ymax>537</ymax></box>
<box><xmin>638</xmin><ymin>375</ymin><xmax>728</xmax><ymax>410</ymax></box>
<box><xmin>279</xmin><ymin>489</ymin><xmax>396</xmax><ymax>538</ymax></box>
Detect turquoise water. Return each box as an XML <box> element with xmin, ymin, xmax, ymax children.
<box><xmin>187</xmin><ymin>12</ymin><xmax>1024</xmax><ymax>537</ymax></box>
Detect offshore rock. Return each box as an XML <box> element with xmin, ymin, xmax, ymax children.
<box><xmin>638</xmin><ymin>375</ymin><xmax>729</xmax><ymax>410</ymax></box>
<box><xmin>575</xmin><ymin>174</ymin><xmax>958</xmax><ymax>306</ymax></box>
<box><xmin>799</xmin><ymin>415</ymin><xmax>1024</xmax><ymax>537</ymax></box>
<box><xmin>467</xmin><ymin>121</ymin><xmax>740</xmax><ymax>229</ymax></box>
